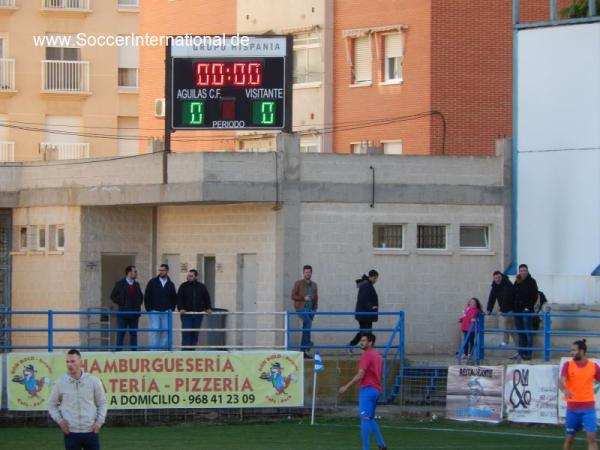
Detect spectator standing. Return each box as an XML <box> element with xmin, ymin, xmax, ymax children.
<box><xmin>486</xmin><ymin>271</ymin><xmax>516</xmax><ymax>348</ymax></box>
<box><xmin>110</xmin><ymin>265</ymin><xmax>143</xmax><ymax>351</ymax></box>
<box><xmin>177</xmin><ymin>269</ymin><xmax>212</xmax><ymax>351</ymax></box>
<box><xmin>291</xmin><ymin>265</ymin><xmax>319</xmax><ymax>359</ymax></box>
<box><xmin>459</xmin><ymin>298</ymin><xmax>482</xmax><ymax>360</ymax></box>
<box><xmin>349</xmin><ymin>270</ymin><xmax>379</xmax><ymax>347</ymax></box>
<box><xmin>144</xmin><ymin>264</ymin><xmax>177</xmax><ymax>351</ymax></box>
<box><xmin>513</xmin><ymin>264</ymin><xmax>538</xmax><ymax>360</ymax></box>
<box><xmin>48</xmin><ymin>349</ymin><xmax>107</xmax><ymax>450</ymax></box>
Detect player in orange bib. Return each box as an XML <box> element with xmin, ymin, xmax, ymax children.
<box><xmin>559</xmin><ymin>339</ymin><xmax>600</xmax><ymax>450</ymax></box>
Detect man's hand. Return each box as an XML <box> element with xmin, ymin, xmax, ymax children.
<box><xmin>90</xmin><ymin>422</ymin><xmax>101</xmax><ymax>434</ymax></box>
<box><xmin>563</xmin><ymin>389</ymin><xmax>574</xmax><ymax>399</ymax></box>
<box><xmin>58</xmin><ymin>419</ymin><xmax>70</xmax><ymax>434</ymax></box>
<box><xmin>338</xmin><ymin>385</ymin><xmax>348</xmax><ymax>395</ymax></box>
<box><xmin>179</xmin><ymin>309</ymin><xmax>187</xmax><ymax>313</ymax></box>
<box><xmin>206</xmin><ymin>309</ymin><xmax>212</xmax><ymax>314</ymax></box>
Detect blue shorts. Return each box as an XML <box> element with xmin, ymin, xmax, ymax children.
<box><xmin>358</xmin><ymin>386</ymin><xmax>380</xmax><ymax>420</ymax></box>
<box><xmin>565</xmin><ymin>409</ymin><xmax>598</xmax><ymax>435</ymax></box>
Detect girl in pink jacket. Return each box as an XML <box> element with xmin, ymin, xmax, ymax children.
<box><xmin>459</xmin><ymin>298</ymin><xmax>482</xmax><ymax>358</ymax></box>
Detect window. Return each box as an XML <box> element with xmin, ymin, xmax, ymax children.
<box><xmin>300</xmin><ymin>136</ymin><xmax>321</xmax><ymax>153</ymax></box>
<box><xmin>46</xmin><ymin>46</ymin><xmax>80</xmax><ymax>62</ymax></box>
<box><xmin>118</xmin><ymin>0</ymin><xmax>138</xmax><ymax>8</ymax></box>
<box><xmin>352</xmin><ymin>36</ymin><xmax>371</xmax><ymax>84</ymax></box>
<box><xmin>56</xmin><ymin>226</ymin><xmax>65</xmax><ymax>249</ymax></box>
<box><xmin>293</xmin><ymin>33</ymin><xmax>321</xmax><ymax>84</ymax></box>
<box><xmin>373</xmin><ymin>224</ymin><xmax>403</xmax><ymax>249</ymax></box>
<box><xmin>19</xmin><ymin>227</ymin><xmax>27</xmax><ymax>250</ymax></box>
<box><xmin>37</xmin><ymin>226</ymin><xmax>47</xmax><ymax>250</ymax></box>
<box><xmin>118</xmin><ymin>37</ymin><xmax>139</xmax><ymax>88</ymax></box>
<box><xmin>351</xmin><ymin>142</ymin><xmax>367</xmax><ymax>154</ymax></box>
<box><xmin>460</xmin><ymin>225</ymin><xmax>489</xmax><ymax>249</ymax></box>
<box><xmin>382</xmin><ymin>140</ymin><xmax>402</xmax><ymax>155</ymax></box>
<box><xmin>417</xmin><ymin>225</ymin><xmax>447</xmax><ymax>249</ymax></box>
<box><xmin>383</xmin><ymin>33</ymin><xmax>403</xmax><ymax>82</ymax></box>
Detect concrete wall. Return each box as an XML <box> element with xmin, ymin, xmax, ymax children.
<box><xmin>517</xmin><ymin>22</ymin><xmax>600</xmax><ymax>303</ymax></box>
<box><xmin>299</xmin><ymin>202</ymin><xmax>504</xmax><ymax>354</ymax></box>
<box><xmin>10</xmin><ymin>206</ymin><xmax>81</xmax><ymax>350</ymax></box>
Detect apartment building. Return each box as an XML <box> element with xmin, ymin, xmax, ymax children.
<box><xmin>0</xmin><ymin>0</ymin><xmax>139</xmax><ymax>161</ymax></box>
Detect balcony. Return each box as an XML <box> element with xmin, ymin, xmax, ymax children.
<box><xmin>41</xmin><ymin>60</ymin><xmax>90</xmax><ymax>94</ymax></box>
<box><xmin>0</xmin><ymin>59</ymin><xmax>15</xmax><ymax>93</ymax></box>
<box><xmin>0</xmin><ymin>141</ymin><xmax>14</xmax><ymax>162</ymax></box>
<box><xmin>40</xmin><ymin>142</ymin><xmax>90</xmax><ymax>160</ymax></box>
<box><xmin>41</xmin><ymin>0</ymin><xmax>90</xmax><ymax>12</ymax></box>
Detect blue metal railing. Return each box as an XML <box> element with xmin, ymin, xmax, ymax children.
<box><xmin>0</xmin><ymin>310</ymin><xmax>172</xmax><ymax>351</ymax></box>
<box><xmin>286</xmin><ymin>311</ymin><xmax>405</xmax><ymax>401</ymax></box>
<box><xmin>470</xmin><ymin>311</ymin><xmax>600</xmax><ymax>363</ymax></box>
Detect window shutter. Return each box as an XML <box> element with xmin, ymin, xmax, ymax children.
<box><xmin>353</xmin><ymin>36</ymin><xmax>371</xmax><ymax>83</ymax></box>
<box><xmin>384</xmin><ymin>33</ymin><xmax>403</xmax><ymax>59</ymax></box>
<box><xmin>118</xmin><ymin>40</ymin><xmax>139</xmax><ymax>69</ymax></box>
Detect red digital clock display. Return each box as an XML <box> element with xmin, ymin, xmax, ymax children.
<box><xmin>195</xmin><ymin>62</ymin><xmax>263</xmax><ymax>87</ymax></box>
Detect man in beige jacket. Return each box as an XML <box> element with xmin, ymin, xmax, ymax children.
<box><xmin>291</xmin><ymin>265</ymin><xmax>319</xmax><ymax>359</ymax></box>
<box><xmin>48</xmin><ymin>349</ymin><xmax>107</xmax><ymax>450</ymax></box>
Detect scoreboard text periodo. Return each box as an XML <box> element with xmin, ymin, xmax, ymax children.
<box><xmin>169</xmin><ymin>36</ymin><xmax>292</xmax><ymax>131</ymax></box>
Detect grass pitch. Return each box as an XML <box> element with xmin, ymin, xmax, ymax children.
<box><xmin>0</xmin><ymin>418</ymin><xmax>573</xmax><ymax>449</ymax></box>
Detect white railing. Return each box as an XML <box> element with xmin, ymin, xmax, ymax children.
<box><xmin>42</xmin><ymin>0</ymin><xmax>89</xmax><ymax>10</ymax></box>
<box><xmin>0</xmin><ymin>59</ymin><xmax>15</xmax><ymax>91</ymax></box>
<box><xmin>0</xmin><ymin>0</ymin><xmax>16</xmax><ymax>8</ymax></box>
<box><xmin>41</xmin><ymin>60</ymin><xmax>89</xmax><ymax>93</ymax></box>
<box><xmin>0</xmin><ymin>141</ymin><xmax>14</xmax><ymax>161</ymax></box>
<box><xmin>40</xmin><ymin>142</ymin><xmax>90</xmax><ymax>160</ymax></box>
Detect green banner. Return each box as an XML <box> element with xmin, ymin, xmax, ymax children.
<box><xmin>8</xmin><ymin>351</ymin><xmax>304</xmax><ymax>410</ymax></box>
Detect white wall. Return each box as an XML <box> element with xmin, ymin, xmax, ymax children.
<box><xmin>518</xmin><ymin>22</ymin><xmax>600</xmax><ymax>303</ymax></box>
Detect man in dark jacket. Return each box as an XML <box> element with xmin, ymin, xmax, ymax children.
<box><xmin>513</xmin><ymin>264</ymin><xmax>539</xmax><ymax>360</ymax></box>
<box><xmin>486</xmin><ymin>271</ymin><xmax>515</xmax><ymax>348</ymax></box>
<box><xmin>144</xmin><ymin>264</ymin><xmax>177</xmax><ymax>351</ymax></box>
<box><xmin>110</xmin><ymin>265</ymin><xmax>143</xmax><ymax>351</ymax></box>
<box><xmin>177</xmin><ymin>269</ymin><xmax>212</xmax><ymax>351</ymax></box>
<box><xmin>349</xmin><ymin>269</ymin><xmax>379</xmax><ymax>347</ymax></box>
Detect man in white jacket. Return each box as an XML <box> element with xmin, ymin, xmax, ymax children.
<box><xmin>48</xmin><ymin>349</ymin><xmax>107</xmax><ymax>450</ymax></box>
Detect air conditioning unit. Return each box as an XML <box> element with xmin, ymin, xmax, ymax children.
<box><xmin>154</xmin><ymin>98</ymin><xmax>166</xmax><ymax>118</ymax></box>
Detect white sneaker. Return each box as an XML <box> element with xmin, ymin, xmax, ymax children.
<box><xmin>500</xmin><ymin>341</ymin><xmax>508</xmax><ymax>347</ymax></box>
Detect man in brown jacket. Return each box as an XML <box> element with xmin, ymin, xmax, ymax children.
<box><xmin>291</xmin><ymin>265</ymin><xmax>318</xmax><ymax>359</ymax></box>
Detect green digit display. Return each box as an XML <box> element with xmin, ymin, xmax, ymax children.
<box><xmin>183</xmin><ymin>101</ymin><xmax>204</xmax><ymax>125</ymax></box>
<box><xmin>252</xmin><ymin>101</ymin><xmax>276</xmax><ymax>126</ymax></box>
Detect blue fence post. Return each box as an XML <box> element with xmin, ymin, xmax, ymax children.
<box><xmin>477</xmin><ymin>313</ymin><xmax>485</xmax><ymax>362</ymax></box>
<box><xmin>543</xmin><ymin>311</ymin><xmax>551</xmax><ymax>361</ymax></box>
<box><xmin>47</xmin><ymin>310</ymin><xmax>54</xmax><ymax>352</ymax></box>
<box><xmin>285</xmin><ymin>311</ymin><xmax>290</xmax><ymax>350</ymax></box>
<box><xmin>167</xmin><ymin>311</ymin><xmax>173</xmax><ymax>351</ymax></box>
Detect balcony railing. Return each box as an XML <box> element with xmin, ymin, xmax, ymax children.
<box><xmin>42</xmin><ymin>0</ymin><xmax>90</xmax><ymax>10</ymax></box>
<box><xmin>41</xmin><ymin>60</ymin><xmax>90</xmax><ymax>93</ymax></box>
<box><xmin>0</xmin><ymin>0</ymin><xmax>17</xmax><ymax>8</ymax></box>
<box><xmin>40</xmin><ymin>142</ymin><xmax>90</xmax><ymax>160</ymax></box>
<box><xmin>0</xmin><ymin>141</ymin><xmax>14</xmax><ymax>161</ymax></box>
<box><xmin>0</xmin><ymin>59</ymin><xmax>15</xmax><ymax>91</ymax></box>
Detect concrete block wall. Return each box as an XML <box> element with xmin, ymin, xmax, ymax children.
<box><xmin>298</xmin><ymin>202</ymin><xmax>505</xmax><ymax>355</ymax></box>
<box><xmin>10</xmin><ymin>206</ymin><xmax>82</xmax><ymax>350</ymax></box>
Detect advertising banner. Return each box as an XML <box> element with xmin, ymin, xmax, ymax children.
<box><xmin>558</xmin><ymin>357</ymin><xmax>600</xmax><ymax>421</ymax></box>
<box><xmin>504</xmin><ymin>364</ymin><xmax>559</xmax><ymax>424</ymax></box>
<box><xmin>446</xmin><ymin>365</ymin><xmax>504</xmax><ymax>423</ymax></box>
<box><xmin>8</xmin><ymin>351</ymin><xmax>304</xmax><ymax>411</ymax></box>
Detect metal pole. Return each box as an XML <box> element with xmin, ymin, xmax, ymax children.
<box><xmin>590</xmin><ymin>0</ymin><xmax>597</xmax><ymax>16</ymax></box>
<box><xmin>163</xmin><ymin>39</ymin><xmax>172</xmax><ymax>184</ymax></box>
<box><xmin>167</xmin><ymin>311</ymin><xmax>173</xmax><ymax>351</ymax></box>
<box><xmin>310</xmin><ymin>369</ymin><xmax>318</xmax><ymax>425</ymax></box>
<box><xmin>47</xmin><ymin>310</ymin><xmax>53</xmax><ymax>352</ymax></box>
<box><xmin>550</xmin><ymin>0</ymin><xmax>557</xmax><ymax>21</ymax></box>
<box><xmin>543</xmin><ymin>312</ymin><xmax>551</xmax><ymax>361</ymax></box>
<box><xmin>512</xmin><ymin>0</ymin><xmax>520</xmax><ymax>25</ymax></box>
<box><xmin>284</xmin><ymin>311</ymin><xmax>289</xmax><ymax>350</ymax></box>
<box><xmin>369</xmin><ymin>166</ymin><xmax>375</xmax><ymax>208</ymax></box>
<box><xmin>478</xmin><ymin>314</ymin><xmax>485</xmax><ymax>362</ymax></box>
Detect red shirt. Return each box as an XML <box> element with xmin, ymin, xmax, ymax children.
<box><xmin>561</xmin><ymin>359</ymin><xmax>600</xmax><ymax>410</ymax></box>
<box><xmin>359</xmin><ymin>348</ymin><xmax>383</xmax><ymax>393</ymax></box>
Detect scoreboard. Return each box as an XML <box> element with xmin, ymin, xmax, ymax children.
<box><xmin>169</xmin><ymin>36</ymin><xmax>292</xmax><ymax>131</ymax></box>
